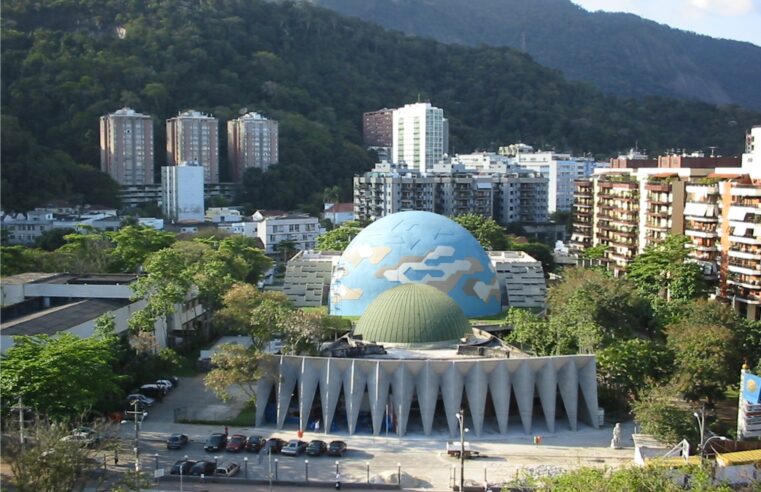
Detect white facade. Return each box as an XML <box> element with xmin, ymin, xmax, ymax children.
<box><xmin>514</xmin><ymin>151</ymin><xmax>600</xmax><ymax>213</ymax></box>
<box><xmin>256</xmin><ymin>213</ymin><xmax>321</xmax><ymax>254</ymax></box>
<box><xmin>743</xmin><ymin>126</ymin><xmax>761</xmax><ymax>170</ymax></box>
<box><xmin>99</xmin><ymin>107</ymin><xmax>154</xmax><ymax>186</ymax></box>
<box><xmin>227</xmin><ymin>112</ymin><xmax>279</xmax><ymax>181</ymax></box>
<box><xmin>392</xmin><ymin>103</ymin><xmax>447</xmax><ymax>173</ymax></box>
<box><xmin>1</xmin><ymin>208</ymin><xmax>119</xmax><ymax>245</ymax></box>
<box><xmin>166</xmin><ymin>110</ymin><xmax>219</xmax><ymax>183</ymax></box>
<box><xmin>162</xmin><ymin>162</ymin><xmax>205</xmax><ymax>223</ymax></box>
<box><xmin>205</xmin><ymin>207</ymin><xmax>242</xmax><ymax>223</ymax></box>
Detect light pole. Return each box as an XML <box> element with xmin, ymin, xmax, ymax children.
<box><xmin>268</xmin><ymin>450</ymin><xmax>273</xmax><ymax>492</ymax></box>
<box><xmin>397</xmin><ymin>463</ymin><xmax>401</xmax><ymax>486</ymax></box>
<box><xmin>244</xmin><ymin>456</ymin><xmax>248</xmax><ymax>478</ymax></box>
<box><xmin>455</xmin><ymin>409</ymin><xmax>466</xmax><ymax>492</ymax></box>
<box><xmin>693</xmin><ymin>406</ymin><xmax>706</xmax><ymax>455</ymax></box>
<box><xmin>701</xmin><ymin>436</ymin><xmax>729</xmax><ymax>458</ymax></box>
<box><xmin>305</xmin><ymin>459</ymin><xmax>309</xmax><ymax>481</ymax></box>
<box><xmin>336</xmin><ymin>460</ymin><xmax>340</xmax><ymax>474</ymax></box>
<box><xmin>366</xmin><ymin>462</ymin><xmax>370</xmax><ymax>484</ymax></box>
<box><xmin>122</xmin><ymin>399</ymin><xmax>142</xmax><ymax>473</ymax></box>
<box><xmin>180</xmin><ymin>455</ymin><xmax>188</xmax><ymax>492</ymax></box>
<box><xmin>154</xmin><ymin>453</ymin><xmax>159</xmax><ymax>472</ymax></box>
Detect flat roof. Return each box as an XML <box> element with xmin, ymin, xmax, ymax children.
<box><xmin>716</xmin><ymin>449</ymin><xmax>761</xmax><ymax>466</ymax></box>
<box><xmin>37</xmin><ymin>273</ymin><xmax>138</xmax><ymax>285</ymax></box>
<box><xmin>0</xmin><ymin>272</ymin><xmax>61</xmax><ymax>284</ymax></box>
<box><xmin>0</xmin><ymin>298</ymin><xmax>131</xmax><ymax>336</ymax></box>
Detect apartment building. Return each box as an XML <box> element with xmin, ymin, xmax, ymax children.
<box><xmin>363</xmin><ymin>108</ymin><xmax>394</xmax><ymax>147</ymax></box>
<box><xmin>227</xmin><ymin>112</ymin><xmax>278</xmax><ymax>181</ymax></box>
<box><xmin>99</xmin><ymin>107</ymin><xmax>154</xmax><ymax>185</ymax></box>
<box><xmin>353</xmin><ymin>161</ymin><xmax>548</xmax><ymax>224</ymax></box>
<box><xmin>162</xmin><ymin>162</ymin><xmax>205</xmax><ymax>223</ymax></box>
<box><xmin>392</xmin><ymin>102</ymin><xmax>448</xmax><ymax>173</ymax></box>
<box><xmin>255</xmin><ymin>212</ymin><xmax>321</xmax><ymax>254</ymax></box>
<box><xmin>166</xmin><ymin>110</ymin><xmax>219</xmax><ymax>183</ymax></box>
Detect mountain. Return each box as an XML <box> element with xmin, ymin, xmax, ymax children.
<box><xmin>1</xmin><ymin>0</ymin><xmax>759</xmax><ymax>213</ymax></box>
<box><xmin>313</xmin><ymin>0</ymin><xmax>761</xmax><ymax>110</ymax></box>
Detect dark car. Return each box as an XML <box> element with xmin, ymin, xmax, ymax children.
<box><xmin>281</xmin><ymin>439</ymin><xmax>307</xmax><ymax>456</ymax></box>
<box><xmin>264</xmin><ymin>437</ymin><xmax>286</xmax><ymax>454</ymax></box>
<box><xmin>246</xmin><ymin>435</ymin><xmax>266</xmax><ymax>453</ymax></box>
<box><xmin>137</xmin><ymin>384</ymin><xmax>164</xmax><ymax>401</ymax></box>
<box><xmin>327</xmin><ymin>440</ymin><xmax>347</xmax><ymax>457</ymax></box>
<box><xmin>226</xmin><ymin>434</ymin><xmax>247</xmax><ymax>453</ymax></box>
<box><xmin>166</xmin><ymin>433</ymin><xmax>189</xmax><ymax>450</ymax></box>
<box><xmin>170</xmin><ymin>459</ymin><xmax>196</xmax><ymax>475</ymax></box>
<box><xmin>190</xmin><ymin>460</ymin><xmax>216</xmax><ymax>476</ymax></box>
<box><xmin>306</xmin><ymin>440</ymin><xmax>327</xmax><ymax>456</ymax></box>
<box><xmin>204</xmin><ymin>433</ymin><xmax>228</xmax><ymax>452</ymax></box>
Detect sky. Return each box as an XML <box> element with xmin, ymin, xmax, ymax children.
<box><xmin>572</xmin><ymin>0</ymin><xmax>761</xmax><ymax>46</ymax></box>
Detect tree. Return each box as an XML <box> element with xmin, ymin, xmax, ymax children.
<box><xmin>0</xmin><ymin>334</ymin><xmax>121</xmax><ymax>420</ymax></box>
<box><xmin>279</xmin><ymin>309</ymin><xmax>331</xmax><ymax>355</ymax></box>
<box><xmin>6</xmin><ymin>419</ymin><xmax>107</xmax><ymax>492</ymax></box>
<box><xmin>451</xmin><ymin>214</ymin><xmax>508</xmax><ymax>250</ymax></box>
<box><xmin>627</xmin><ymin>234</ymin><xmax>706</xmax><ymax>301</ymax></box>
<box><xmin>315</xmin><ymin>221</ymin><xmax>363</xmax><ymax>251</ymax></box>
<box><xmin>34</xmin><ymin>228</ymin><xmax>76</xmax><ymax>252</ymax></box>
<box><xmin>666</xmin><ymin>320</ymin><xmax>737</xmax><ymax>403</ymax></box>
<box><xmin>55</xmin><ymin>230</ymin><xmax>114</xmax><ymax>273</ymax></box>
<box><xmin>0</xmin><ymin>245</ymin><xmax>45</xmax><ymax>276</ymax></box>
<box><xmin>503</xmin><ymin>307</ymin><xmax>558</xmax><ymax>356</ymax></box>
<box><xmin>632</xmin><ymin>385</ymin><xmax>699</xmax><ymax>446</ymax></box>
<box><xmin>275</xmin><ymin>239</ymin><xmax>298</xmax><ymax>264</ymax></box>
<box><xmin>513</xmin><ymin>241</ymin><xmax>556</xmax><ymax>274</ymax></box>
<box><xmin>215</xmin><ymin>283</ymin><xmax>291</xmax><ymax>346</ymax></box>
<box><xmin>580</xmin><ymin>244</ymin><xmax>607</xmax><ymax>260</ymax></box>
<box><xmin>204</xmin><ymin>343</ymin><xmax>262</xmax><ymax>405</ymax></box>
<box><xmin>107</xmin><ymin>226</ymin><xmax>176</xmax><ymax>273</ymax></box>
<box><xmin>597</xmin><ymin>339</ymin><xmax>672</xmax><ymax>404</ymax></box>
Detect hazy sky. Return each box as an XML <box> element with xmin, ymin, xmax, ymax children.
<box><xmin>572</xmin><ymin>0</ymin><xmax>761</xmax><ymax>46</ymax></box>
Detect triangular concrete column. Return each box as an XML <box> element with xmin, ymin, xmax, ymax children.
<box><xmin>534</xmin><ymin>360</ymin><xmax>557</xmax><ymax>433</ymax></box>
<box><xmin>511</xmin><ymin>361</ymin><xmax>534</xmax><ymax>434</ymax></box>
<box><xmin>391</xmin><ymin>364</ymin><xmax>415</xmax><ymax>436</ymax></box>
<box><xmin>320</xmin><ymin>358</ymin><xmax>348</xmax><ymax>434</ymax></box>
<box><xmin>465</xmin><ymin>362</ymin><xmax>487</xmax><ymax>436</ymax></box>
<box><xmin>488</xmin><ymin>361</ymin><xmax>511</xmax><ymax>434</ymax></box>
<box><xmin>298</xmin><ymin>358</ymin><xmax>322</xmax><ymax>432</ymax></box>
<box><xmin>276</xmin><ymin>356</ymin><xmax>300</xmax><ymax>429</ymax></box>
<box><xmin>441</xmin><ymin>361</ymin><xmax>464</xmax><ymax>437</ymax></box>
<box><xmin>416</xmin><ymin>360</ymin><xmax>440</xmax><ymax>436</ymax></box>
<box><xmin>364</xmin><ymin>360</ymin><xmax>391</xmax><ymax>436</ymax></box>
<box><xmin>578</xmin><ymin>357</ymin><xmax>600</xmax><ymax>428</ymax></box>
<box><xmin>343</xmin><ymin>359</ymin><xmax>367</xmax><ymax>435</ymax></box>
<box><xmin>556</xmin><ymin>358</ymin><xmax>579</xmax><ymax>431</ymax></box>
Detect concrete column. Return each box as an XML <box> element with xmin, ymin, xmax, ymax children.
<box><xmin>254</xmin><ymin>377</ymin><xmax>274</xmax><ymax>427</ymax></box>
<box><xmin>441</xmin><ymin>362</ymin><xmax>464</xmax><ymax>437</ymax></box>
<box><xmin>488</xmin><ymin>361</ymin><xmax>511</xmax><ymax>434</ymax></box>
<box><xmin>320</xmin><ymin>359</ymin><xmax>348</xmax><ymax>434</ymax></box>
<box><xmin>535</xmin><ymin>360</ymin><xmax>557</xmax><ymax>433</ymax></box>
<box><xmin>465</xmin><ymin>362</ymin><xmax>487</xmax><ymax>436</ymax></box>
<box><xmin>512</xmin><ymin>361</ymin><xmax>534</xmax><ymax>434</ymax></box>
<box><xmin>298</xmin><ymin>358</ymin><xmax>321</xmax><ymax>432</ymax></box>
<box><xmin>556</xmin><ymin>358</ymin><xmax>579</xmax><ymax>431</ymax></box>
<box><xmin>343</xmin><ymin>360</ymin><xmax>367</xmax><ymax>435</ymax></box>
<box><xmin>416</xmin><ymin>360</ymin><xmax>440</xmax><ymax>436</ymax></box>
<box><xmin>276</xmin><ymin>356</ymin><xmax>300</xmax><ymax>429</ymax></box>
<box><xmin>578</xmin><ymin>358</ymin><xmax>600</xmax><ymax>428</ymax></box>
<box><xmin>392</xmin><ymin>364</ymin><xmax>415</xmax><ymax>436</ymax></box>
<box><xmin>364</xmin><ymin>361</ymin><xmax>391</xmax><ymax>436</ymax></box>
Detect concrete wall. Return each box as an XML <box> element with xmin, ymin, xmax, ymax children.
<box><xmin>255</xmin><ymin>354</ymin><xmax>599</xmax><ymax>437</ymax></box>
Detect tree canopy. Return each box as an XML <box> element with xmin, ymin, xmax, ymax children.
<box><xmin>315</xmin><ymin>221</ymin><xmax>363</xmax><ymax>251</ymax></box>
<box><xmin>451</xmin><ymin>214</ymin><xmax>508</xmax><ymax>251</ymax></box>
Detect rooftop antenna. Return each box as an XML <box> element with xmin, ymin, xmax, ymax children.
<box><xmin>417</xmin><ymin>93</ymin><xmax>422</xmax><ymax>103</ymax></box>
<box><xmin>709</xmin><ymin>146</ymin><xmax>717</xmax><ymax>158</ymax></box>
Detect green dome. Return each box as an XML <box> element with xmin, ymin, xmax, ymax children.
<box><xmin>353</xmin><ymin>284</ymin><xmax>471</xmax><ymax>347</ymax></box>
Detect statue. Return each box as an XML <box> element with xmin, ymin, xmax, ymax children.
<box><xmin>610</xmin><ymin>422</ymin><xmax>622</xmax><ymax>449</ymax></box>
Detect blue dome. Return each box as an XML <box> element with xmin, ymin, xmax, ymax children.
<box><xmin>329</xmin><ymin>211</ymin><xmax>501</xmax><ymax>317</ymax></box>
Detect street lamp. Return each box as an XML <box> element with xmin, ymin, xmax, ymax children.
<box><xmin>366</xmin><ymin>461</ymin><xmax>370</xmax><ymax>484</ymax></box>
<box><xmin>335</xmin><ymin>460</ymin><xmax>340</xmax><ymax>474</ymax></box>
<box><xmin>693</xmin><ymin>407</ymin><xmax>706</xmax><ymax>455</ymax></box>
<box><xmin>397</xmin><ymin>463</ymin><xmax>401</xmax><ymax>486</ymax></box>
<box><xmin>455</xmin><ymin>409</ymin><xmax>468</xmax><ymax>492</ymax></box>
<box><xmin>305</xmin><ymin>459</ymin><xmax>309</xmax><ymax>481</ymax></box>
<box><xmin>244</xmin><ymin>456</ymin><xmax>248</xmax><ymax>478</ymax></box>
<box><xmin>274</xmin><ymin>458</ymin><xmax>278</xmax><ymax>480</ymax></box>
<box><xmin>121</xmin><ymin>399</ymin><xmax>143</xmax><ymax>474</ymax></box>
<box><xmin>701</xmin><ymin>436</ymin><xmax>729</xmax><ymax>457</ymax></box>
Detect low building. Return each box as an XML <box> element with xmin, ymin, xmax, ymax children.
<box><xmin>254</xmin><ymin>211</ymin><xmax>320</xmax><ymax>254</ymax></box>
<box><xmin>1</xmin><ymin>208</ymin><xmax>119</xmax><ymax>246</ymax></box>
<box><xmin>0</xmin><ymin>273</ymin><xmax>207</xmax><ymax>353</ymax></box>
<box><xmin>488</xmin><ymin>251</ymin><xmax>546</xmax><ymax>309</ymax></box>
<box><xmin>322</xmin><ymin>203</ymin><xmax>354</xmax><ymax>226</ymax></box>
<box><xmin>282</xmin><ymin>250</ymin><xmax>340</xmax><ymax>307</ymax></box>
<box><xmin>205</xmin><ymin>207</ymin><xmax>242</xmax><ymax>223</ymax></box>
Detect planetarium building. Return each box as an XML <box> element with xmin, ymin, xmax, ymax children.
<box><xmin>255</xmin><ymin>212</ymin><xmax>599</xmax><ymax>437</ymax></box>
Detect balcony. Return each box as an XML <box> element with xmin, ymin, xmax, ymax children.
<box><xmin>728</xmin><ymin>264</ymin><xmax>761</xmax><ymax>276</ymax></box>
<box><xmin>645</xmin><ymin>182</ymin><xmax>671</xmax><ymax>192</ymax></box>
<box><xmin>726</xmin><ymin>285</ymin><xmax>761</xmax><ymax>303</ymax></box>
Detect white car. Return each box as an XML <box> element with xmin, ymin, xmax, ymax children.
<box><xmin>215</xmin><ymin>461</ymin><xmax>240</xmax><ymax>477</ymax></box>
<box><xmin>156</xmin><ymin>379</ymin><xmax>174</xmax><ymax>391</ymax></box>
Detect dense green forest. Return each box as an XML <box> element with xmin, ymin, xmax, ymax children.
<box><xmin>316</xmin><ymin>0</ymin><xmax>761</xmax><ymax>109</ymax></box>
<box><xmin>2</xmin><ymin>0</ymin><xmax>759</xmax><ymax>213</ymax></box>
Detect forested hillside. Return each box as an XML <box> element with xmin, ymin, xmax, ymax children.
<box><xmin>2</xmin><ymin>0</ymin><xmax>759</xmax><ymax>213</ymax></box>
<box><xmin>315</xmin><ymin>0</ymin><xmax>761</xmax><ymax>110</ymax></box>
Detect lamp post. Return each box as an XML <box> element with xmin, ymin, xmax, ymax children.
<box><xmin>180</xmin><ymin>455</ymin><xmax>188</xmax><ymax>492</ymax></box>
<box><xmin>336</xmin><ymin>460</ymin><xmax>340</xmax><ymax>474</ymax></box>
<box><xmin>693</xmin><ymin>406</ymin><xmax>706</xmax><ymax>456</ymax></box>
<box><xmin>455</xmin><ymin>409</ymin><xmax>466</xmax><ymax>492</ymax></box>
<box><xmin>274</xmin><ymin>458</ymin><xmax>278</xmax><ymax>480</ymax></box>
<box><xmin>305</xmin><ymin>459</ymin><xmax>309</xmax><ymax>481</ymax></box>
<box><xmin>154</xmin><ymin>453</ymin><xmax>159</xmax><ymax>472</ymax></box>
<box><xmin>122</xmin><ymin>399</ymin><xmax>142</xmax><ymax>474</ymax></box>
<box><xmin>701</xmin><ymin>436</ymin><xmax>729</xmax><ymax>458</ymax></box>
<box><xmin>397</xmin><ymin>463</ymin><xmax>401</xmax><ymax>486</ymax></box>
<box><xmin>244</xmin><ymin>456</ymin><xmax>248</xmax><ymax>478</ymax></box>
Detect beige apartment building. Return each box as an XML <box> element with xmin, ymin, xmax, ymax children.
<box><xmin>570</xmin><ymin>125</ymin><xmax>761</xmax><ymax>318</ymax></box>
<box><xmin>99</xmin><ymin>107</ymin><xmax>154</xmax><ymax>185</ymax></box>
<box><xmin>166</xmin><ymin>110</ymin><xmax>219</xmax><ymax>183</ymax></box>
<box><xmin>227</xmin><ymin>112</ymin><xmax>278</xmax><ymax>181</ymax></box>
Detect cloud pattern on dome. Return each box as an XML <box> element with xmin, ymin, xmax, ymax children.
<box><xmin>329</xmin><ymin>211</ymin><xmax>501</xmax><ymax>317</ymax></box>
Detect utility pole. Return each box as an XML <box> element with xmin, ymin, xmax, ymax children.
<box><xmin>124</xmin><ymin>399</ymin><xmax>143</xmax><ymax>477</ymax></box>
<box><xmin>11</xmin><ymin>398</ymin><xmax>29</xmax><ymax>445</ymax></box>
<box><xmin>455</xmin><ymin>409</ymin><xmax>466</xmax><ymax>492</ymax></box>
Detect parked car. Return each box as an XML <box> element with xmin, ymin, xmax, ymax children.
<box><xmin>245</xmin><ymin>435</ymin><xmax>266</xmax><ymax>453</ymax></box>
<box><xmin>225</xmin><ymin>434</ymin><xmax>247</xmax><ymax>453</ymax></box>
<box><xmin>166</xmin><ymin>433</ymin><xmax>189</xmax><ymax>450</ymax></box>
<box><xmin>138</xmin><ymin>384</ymin><xmax>166</xmax><ymax>400</ymax></box>
<box><xmin>327</xmin><ymin>440</ymin><xmax>347</xmax><ymax>457</ymax></box>
<box><xmin>215</xmin><ymin>461</ymin><xmax>240</xmax><ymax>477</ymax></box>
<box><xmin>306</xmin><ymin>440</ymin><xmax>327</xmax><ymax>456</ymax></box>
<box><xmin>155</xmin><ymin>380</ymin><xmax>173</xmax><ymax>392</ymax></box>
<box><xmin>204</xmin><ymin>433</ymin><xmax>228</xmax><ymax>452</ymax></box>
<box><xmin>61</xmin><ymin>427</ymin><xmax>100</xmax><ymax>448</ymax></box>
<box><xmin>264</xmin><ymin>437</ymin><xmax>286</xmax><ymax>454</ymax></box>
<box><xmin>281</xmin><ymin>439</ymin><xmax>307</xmax><ymax>456</ymax></box>
<box><xmin>170</xmin><ymin>459</ymin><xmax>196</xmax><ymax>475</ymax></box>
<box><xmin>126</xmin><ymin>394</ymin><xmax>154</xmax><ymax>407</ymax></box>
<box><xmin>190</xmin><ymin>460</ymin><xmax>216</xmax><ymax>476</ymax></box>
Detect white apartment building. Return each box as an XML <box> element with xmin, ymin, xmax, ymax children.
<box><xmin>512</xmin><ymin>148</ymin><xmax>601</xmax><ymax>213</ymax></box>
<box><xmin>353</xmin><ymin>162</ymin><xmax>549</xmax><ymax>224</ymax></box>
<box><xmin>99</xmin><ymin>107</ymin><xmax>154</xmax><ymax>186</ymax></box>
<box><xmin>392</xmin><ymin>102</ymin><xmax>448</xmax><ymax>173</ymax></box>
<box><xmin>1</xmin><ymin>208</ymin><xmax>119</xmax><ymax>245</ymax></box>
<box><xmin>162</xmin><ymin>162</ymin><xmax>205</xmax><ymax>223</ymax></box>
<box><xmin>255</xmin><ymin>212</ymin><xmax>320</xmax><ymax>254</ymax></box>
<box><xmin>227</xmin><ymin>112</ymin><xmax>279</xmax><ymax>181</ymax></box>
<box><xmin>166</xmin><ymin>110</ymin><xmax>219</xmax><ymax>183</ymax></box>
<box><xmin>205</xmin><ymin>207</ymin><xmax>242</xmax><ymax>223</ymax></box>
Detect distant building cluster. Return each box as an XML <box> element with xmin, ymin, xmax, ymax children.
<box><xmin>358</xmin><ymin>103</ymin><xmax>607</xmax><ymax>224</ymax></box>
<box><xmin>570</xmin><ymin>125</ymin><xmax>761</xmax><ymax>319</ymax></box>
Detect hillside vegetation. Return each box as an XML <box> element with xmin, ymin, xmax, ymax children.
<box><xmin>2</xmin><ymin>0</ymin><xmax>759</xmax><ymax>212</ymax></box>
<box><xmin>316</xmin><ymin>0</ymin><xmax>761</xmax><ymax>109</ymax></box>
